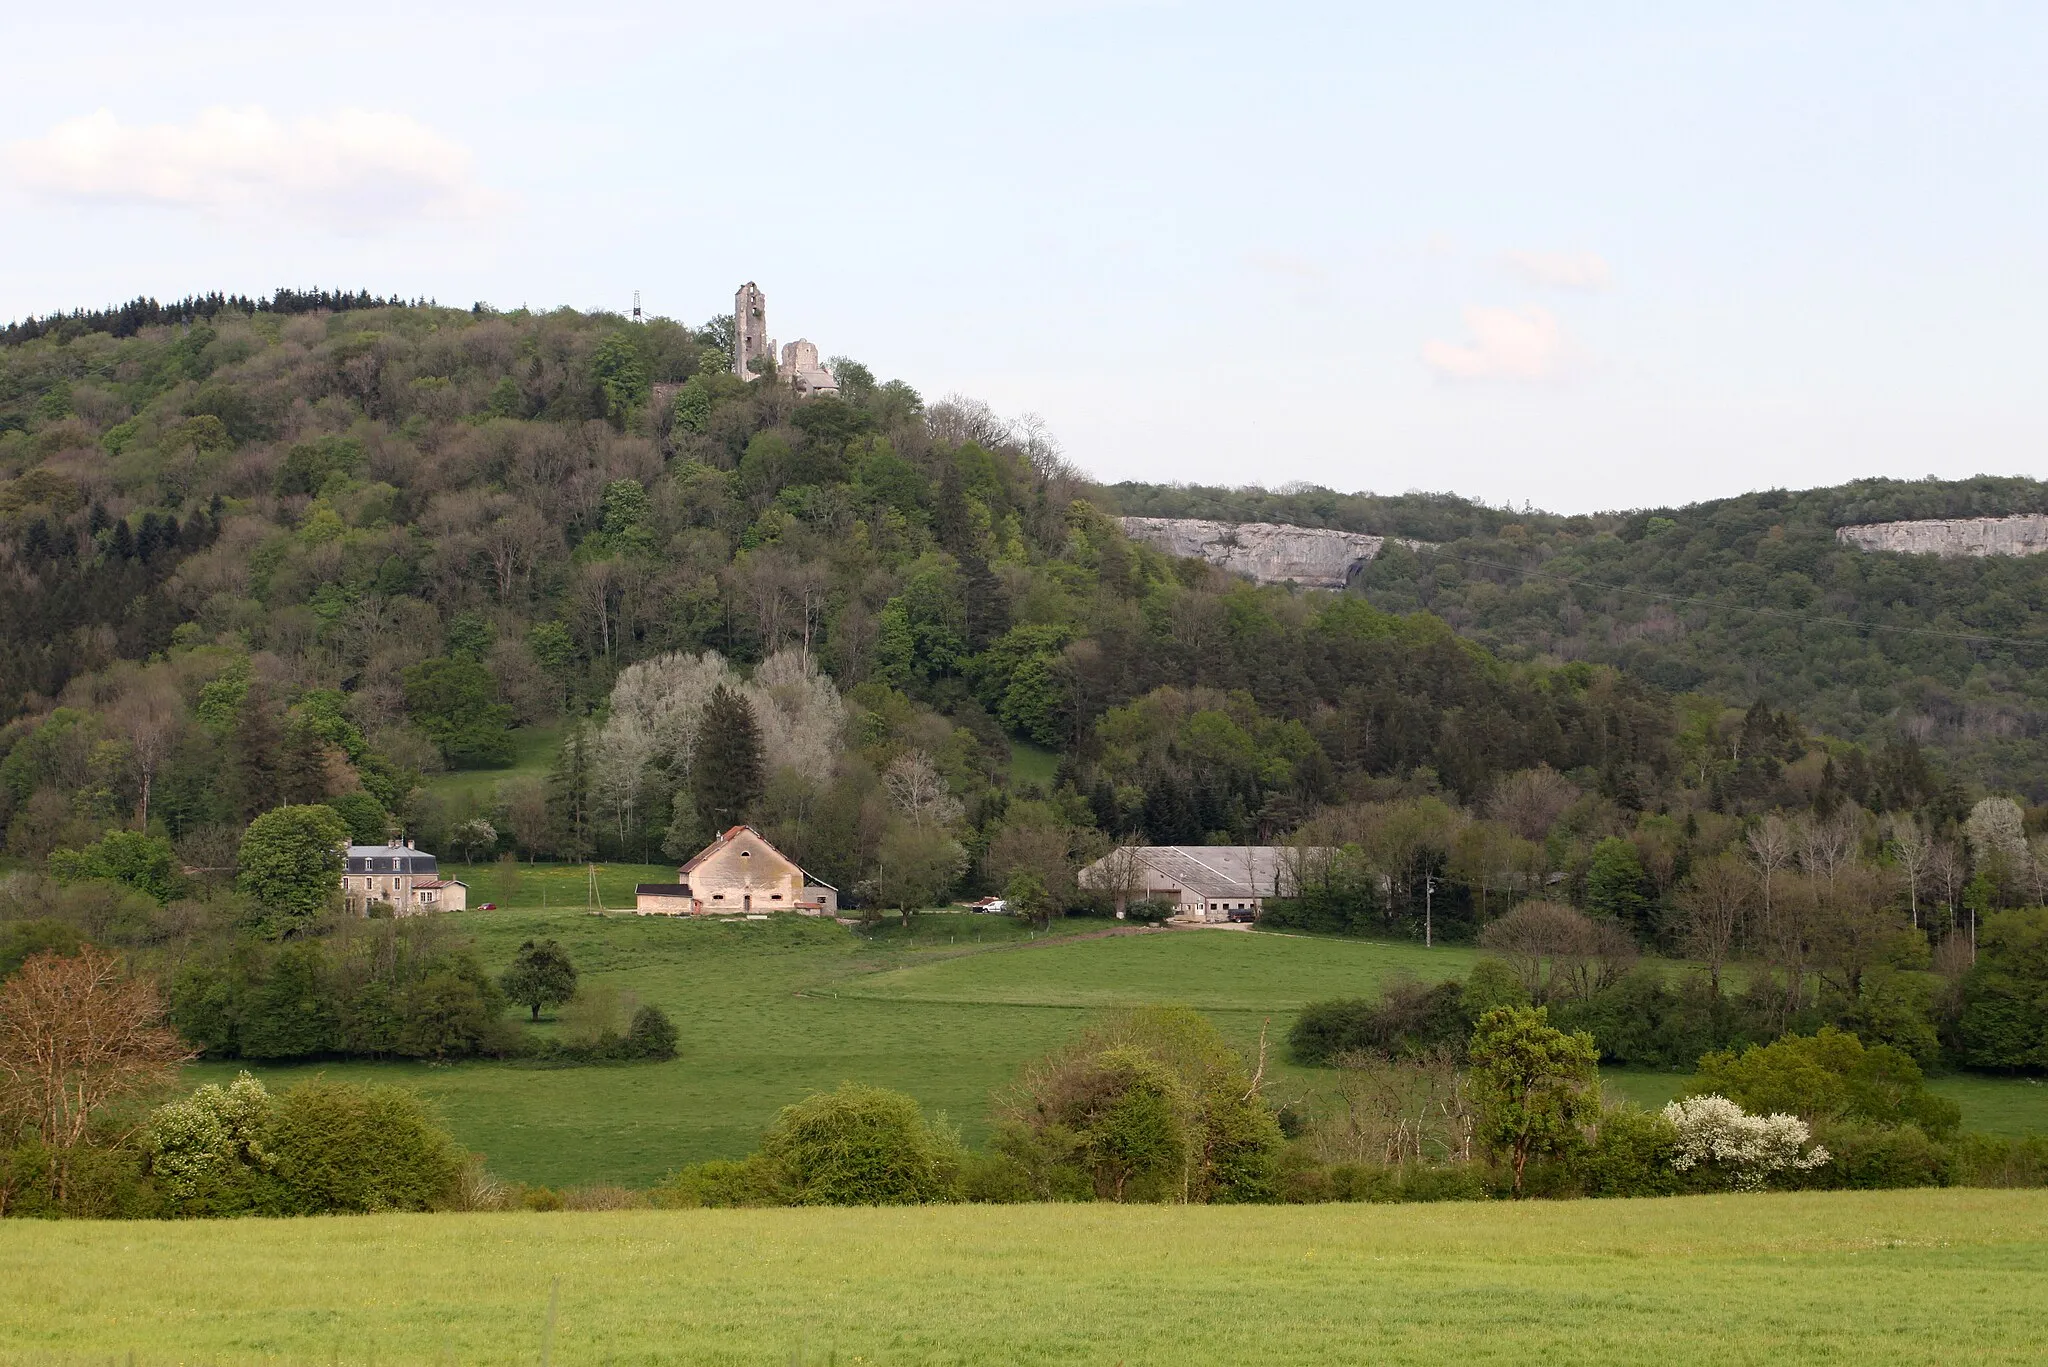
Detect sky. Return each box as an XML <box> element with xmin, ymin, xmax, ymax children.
<box><xmin>3</xmin><ymin>1</ymin><xmax>2044</xmax><ymax>513</ymax></box>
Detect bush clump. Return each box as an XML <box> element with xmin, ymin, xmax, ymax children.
<box><xmin>654</xmin><ymin>1084</ymin><xmax>959</xmax><ymax>1207</ymax></box>
<box><xmin>139</xmin><ymin>1072</ymin><xmax>466</xmax><ymax>1216</ymax></box>
<box><xmin>990</xmin><ymin>1005</ymin><xmax>1283</xmax><ymax>1203</ymax></box>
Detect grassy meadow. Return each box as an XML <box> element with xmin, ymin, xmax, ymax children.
<box><xmin>184</xmin><ymin>891</ymin><xmax>2048</xmax><ymax>1189</ymax></box>
<box><xmin>416</xmin><ymin>725</ymin><xmax>563</xmax><ymax>819</ymax></box>
<box><xmin>3</xmin><ymin>1191</ymin><xmax>2045</xmax><ymax>1364</ymax></box>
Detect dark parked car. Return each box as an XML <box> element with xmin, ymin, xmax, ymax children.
<box><xmin>1226</xmin><ymin>908</ymin><xmax>1257</xmax><ymax>924</ymax></box>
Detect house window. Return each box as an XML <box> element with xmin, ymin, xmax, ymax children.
<box><xmin>771</xmin><ymin>893</ymin><xmax>782</xmax><ymax>900</ymax></box>
<box><xmin>421</xmin><ymin>891</ymin><xmax>437</xmax><ymax>903</ymax></box>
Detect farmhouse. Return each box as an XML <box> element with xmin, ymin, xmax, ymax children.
<box><xmin>1079</xmin><ymin>845</ymin><xmax>1322</xmax><ymax>922</ymax></box>
<box><xmin>343</xmin><ymin>841</ymin><xmax>468</xmax><ymax>915</ymax></box>
<box><xmin>635</xmin><ymin>825</ymin><xmax>838</xmax><ymax>916</ymax></box>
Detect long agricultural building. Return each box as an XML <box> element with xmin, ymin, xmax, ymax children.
<box><xmin>1079</xmin><ymin>845</ymin><xmax>1324</xmax><ymax>921</ymax></box>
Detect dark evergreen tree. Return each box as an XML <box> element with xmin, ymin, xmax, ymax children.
<box><xmin>278</xmin><ymin>717</ymin><xmax>331</xmax><ymax>807</ymax></box>
<box><xmin>232</xmin><ymin>687</ymin><xmax>285</xmax><ymax>819</ymax></box>
<box><xmin>961</xmin><ymin>553</ymin><xmax>1010</xmax><ymax>653</ymax></box>
<box><xmin>691</xmin><ymin>684</ymin><xmax>766</xmax><ymax>832</ymax></box>
<box><xmin>546</xmin><ymin>723</ymin><xmax>595</xmax><ymax>860</ymax></box>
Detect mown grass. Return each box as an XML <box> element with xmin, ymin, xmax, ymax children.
<box><xmin>2</xmin><ymin>1191</ymin><xmax>2045</xmax><ymax>1364</ymax></box>
<box><xmin>436</xmin><ymin>859</ymin><xmax>674</xmax><ymax>910</ymax></box>
<box><xmin>1009</xmin><ymin>738</ymin><xmax>1062</xmax><ymax>791</ymax></box>
<box><xmin>187</xmin><ymin>892</ymin><xmax>2048</xmax><ymax>1187</ymax></box>
<box><xmin>417</xmin><ymin>723</ymin><xmax>561</xmax><ymax>816</ymax></box>
<box><xmin>848</xmin><ymin>926</ymin><xmax>1481</xmax><ymax>1010</ymax></box>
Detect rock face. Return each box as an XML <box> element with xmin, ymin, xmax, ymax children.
<box><xmin>1835</xmin><ymin>515</ymin><xmax>2048</xmax><ymax>558</ymax></box>
<box><xmin>1119</xmin><ymin>517</ymin><xmax>1427</xmax><ymax>588</ymax></box>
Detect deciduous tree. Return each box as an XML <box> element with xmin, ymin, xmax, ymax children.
<box><xmin>500</xmin><ymin>939</ymin><xmax>578</xmax><ymax>1022</ymax></box>
<box><xmin>236</xmin><ymin>804</ymin><xmax>351</xmax><ymax>938</ymax></box>
<box><xmin>1467</xmin><ymin>1005</ymin><xmax>1600</xmax><ymax>1193</ymax></box>
<box><xmin>0</xmin><ymin>947</ymin><xmax>191</xmax><ymax>1198</ymax></box>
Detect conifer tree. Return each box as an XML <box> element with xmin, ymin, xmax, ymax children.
<box><xmin>691</xmin><ymin>685</ymin><xmax>765</xmax><ymax>832</ymax></box>
<box><xmin>961</xmin><ymin>553</ymin><xmax>1010</xmax><ymax>653</ymax></box>
<box><xmin>546</xmin><ymin>723</ymin><xmax>594</xmax><ymax>860</ymax></box>
<box><xmin>278</xmin><ymin>716</ymin><xmax>330</xmax><ymax>807</ymax></box>
<box><xmin>232</xmin><ymin>687</ymin><xmax>284</xmax><ymax>819</ymax></box>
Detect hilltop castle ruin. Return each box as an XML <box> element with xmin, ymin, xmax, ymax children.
<box><xmin>732</xmin><ymin>281</ymin><xmax>839</xmax><ymax>396</ymax></box>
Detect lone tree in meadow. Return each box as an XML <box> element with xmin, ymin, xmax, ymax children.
<box><xmin>500</xmin><ymin>939</ymin><xmax>578</xmax><ymax>1022</ymax></box>
<box><xmin>691</xmin><ymin>684</ymin><xmax>765</xmax><ymax>833</ymax></box>
<box><xmin>1468</xmin><ymin>1005</ymin><xmax>1600</xmax><ymax>1194</ymax></box>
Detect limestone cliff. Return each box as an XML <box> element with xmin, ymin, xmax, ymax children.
<box><xmin>1835</xmin><ymin>514</ymin><xmax>2048</xmax><ymax>557</ymax></box>
<box><xmin>1119</xmin><ymin>517</ymin><xmax>1430</xmax><ymax>587</ymax></box>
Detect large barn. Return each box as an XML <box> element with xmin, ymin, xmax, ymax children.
<box><xmin>1079</xmin><ymin>845</ymin><xmax>1321</xmax><ymax>922</ymax></box>
<box><xmin>634</xmin><ymin>825</ymin><xmax>838</xmax><ymax>917</ymax></box>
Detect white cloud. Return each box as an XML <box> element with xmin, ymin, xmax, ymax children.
<box><xmin>1421</xmin><ymin>306</ymin><xmax>1570</xmax><ymax>381</ymax></box>
<box><xmin>1503</xmin><ymin>250</ymin><xmax>1611</xmax><ymax>291</ymax></box>
<box><xmin>6</xmin><ymin>106</ymin><xmax>500</xmax><ymax>227</ymax></box>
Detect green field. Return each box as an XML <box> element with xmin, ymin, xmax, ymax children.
<box><xmin>187</xmin><ymin>902</ymin><xmax>2048</xmax><ymax>1189</ymax></box>
<box><xmin>3</xmin><ymin>1191</ymin><xmax>2045</xmax><ymax>1364</ymax></box>
<box><xmin>1009</xmin><ymin>738</ymin><xmax>1062</xmax><ymax>791</ymax></box>
<box><xmin>417</xmin><ymin>724</ymin><xmax>561</xmax><ymax>817</ymax></box>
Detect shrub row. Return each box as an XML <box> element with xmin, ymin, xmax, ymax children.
<box><xmin>1</xmin><ymin>1075</ymin><xmax>466</xmax><ymax>1219</ymax></box>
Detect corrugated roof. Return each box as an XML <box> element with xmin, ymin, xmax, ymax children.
<box><xmin>1082</xmin><ymin>846</ymin><xmax>1324</xmax><ymax>899</ymax></box>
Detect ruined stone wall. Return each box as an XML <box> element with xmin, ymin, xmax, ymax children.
<box><xmin>1835</xmin><ymin>514</ymin><xmax>2048</xmax><ymax>558</ymax></box>
<box><xmin>1118</xmin><ymin>517</ymin><xmax>1431</xmax><ymax>587</ymax></box>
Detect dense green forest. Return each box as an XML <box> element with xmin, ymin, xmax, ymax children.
<box><xmin>1110</xmin><ymin>475</ymin><xmax>2048</xmax><ymax>796</ymax></box>
<box><xmin>1</xmin><ymin>290</ymin><xmax>2045</xmax><ymax>1085</ymax></box>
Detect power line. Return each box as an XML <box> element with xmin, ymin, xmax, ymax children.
<box><xmin>1403</xmin><ymin>546</ymin><xmax>2047</xmax><ymax>652</ymax></box>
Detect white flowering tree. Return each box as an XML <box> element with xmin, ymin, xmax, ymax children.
<box><xmin>144</xmin><ymin>1071</ymin><xmax>277</xmax><ymax>1205</ymax></box>
<box><xmin>1663</xmin><ymin>1094</ymin><xmax>1829</xmax><ymax>1191</ymax></box>
<box><xmin>597</xmin><ymin>648</ymin><xmax>846</xmax><ymax>796</ymax></box>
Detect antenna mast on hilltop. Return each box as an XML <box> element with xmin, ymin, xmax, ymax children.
<box><xmin>631</xmin><ymin>290</ymin><xmax>643</xmax><ymax>323</ymax></box>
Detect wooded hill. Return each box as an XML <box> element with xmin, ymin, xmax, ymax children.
<box><xmin>0</xmin><ymin>293</ymin><xmax>2033</xmax><ymax>931</ymax></box>
<box><xmin>1109</xmin><ymin>476</ymin><xmax>2048</xmax><ymax>798</ymax></box>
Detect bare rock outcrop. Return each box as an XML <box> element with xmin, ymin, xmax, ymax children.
<box><xmin>1119</xmin><ymin>517</ymin><xmax>1430</xmax><ymax>588</ymax></box>
<box><xmin>1835</xmin><ymin>515</ymin><xmax>2048</xmax><ymax>558</ymax></box>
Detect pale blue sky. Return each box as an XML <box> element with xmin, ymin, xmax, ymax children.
<box><xmin>4</xmin><ymin>2</ymin><xmax>2044</xmax><ymax>511</ymax></box>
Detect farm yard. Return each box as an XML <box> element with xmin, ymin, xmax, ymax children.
<box><xmin>1</xmin><ymin>1191</ymin><xmax>2044</xmax><ymax>1364</ymax></box>
<box><xmin>183</xmin><ymin>897</ymin><xmax>2048</xmax><ymax>1189</ymax></box>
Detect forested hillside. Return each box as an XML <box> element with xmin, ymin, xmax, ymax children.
<box><xmin>2</xmin><ymin>291</ymin><xmax>2046</xmax><ymax>1088</ymax></box>
<box><xmin>1110</xmin><ymin>476</ymin><xmax>2048</xmax><ymax>795</ymax></box>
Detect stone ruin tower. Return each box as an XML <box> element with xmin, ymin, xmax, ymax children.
<box><xmin>732</xmin><ymin>281</ymin><xmax>839</xmax><ymax>395</ymax></box>
<box><xmin>733</xmin><ymin>281</ymin><xmax>773</xmax><ymax>379</ymax></box>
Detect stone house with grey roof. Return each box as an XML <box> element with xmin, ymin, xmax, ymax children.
<box><xmin>343</xmin><ymin>841</ymin><xmax>467</xmax><ymax>915</ymax></box>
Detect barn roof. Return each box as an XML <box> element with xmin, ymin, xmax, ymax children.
<box><xmin>1084</xmin><ymin>846</ymin><xmax>1325</xmax><ymax>899</ymax></box>
<box><xmin>675</xmin><ymin>825</ymin><xmax>837</xmax><ymax>890</ymax></box>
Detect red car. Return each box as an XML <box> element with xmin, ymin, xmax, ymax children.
<box><xmin>476</xmin><ymin>902</ymin><xmax>497</xmax><ymax>911</ymax></box>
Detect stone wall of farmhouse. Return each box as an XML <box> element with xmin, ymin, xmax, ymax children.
<box><xmin>691</xmin><ymin>830</ymin><xmax>805</xmax><ymax>910</ymax></box>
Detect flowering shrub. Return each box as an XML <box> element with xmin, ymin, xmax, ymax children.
<box><xmin>143</xmin><ymin>1070</ymin><xmax>277</xmax><ymax>1205</ymax></box>
<box><xmin>1663</xmin><ymin>1094</ymin><xmax>1829</xmax><ymax>1191</ymax></box>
